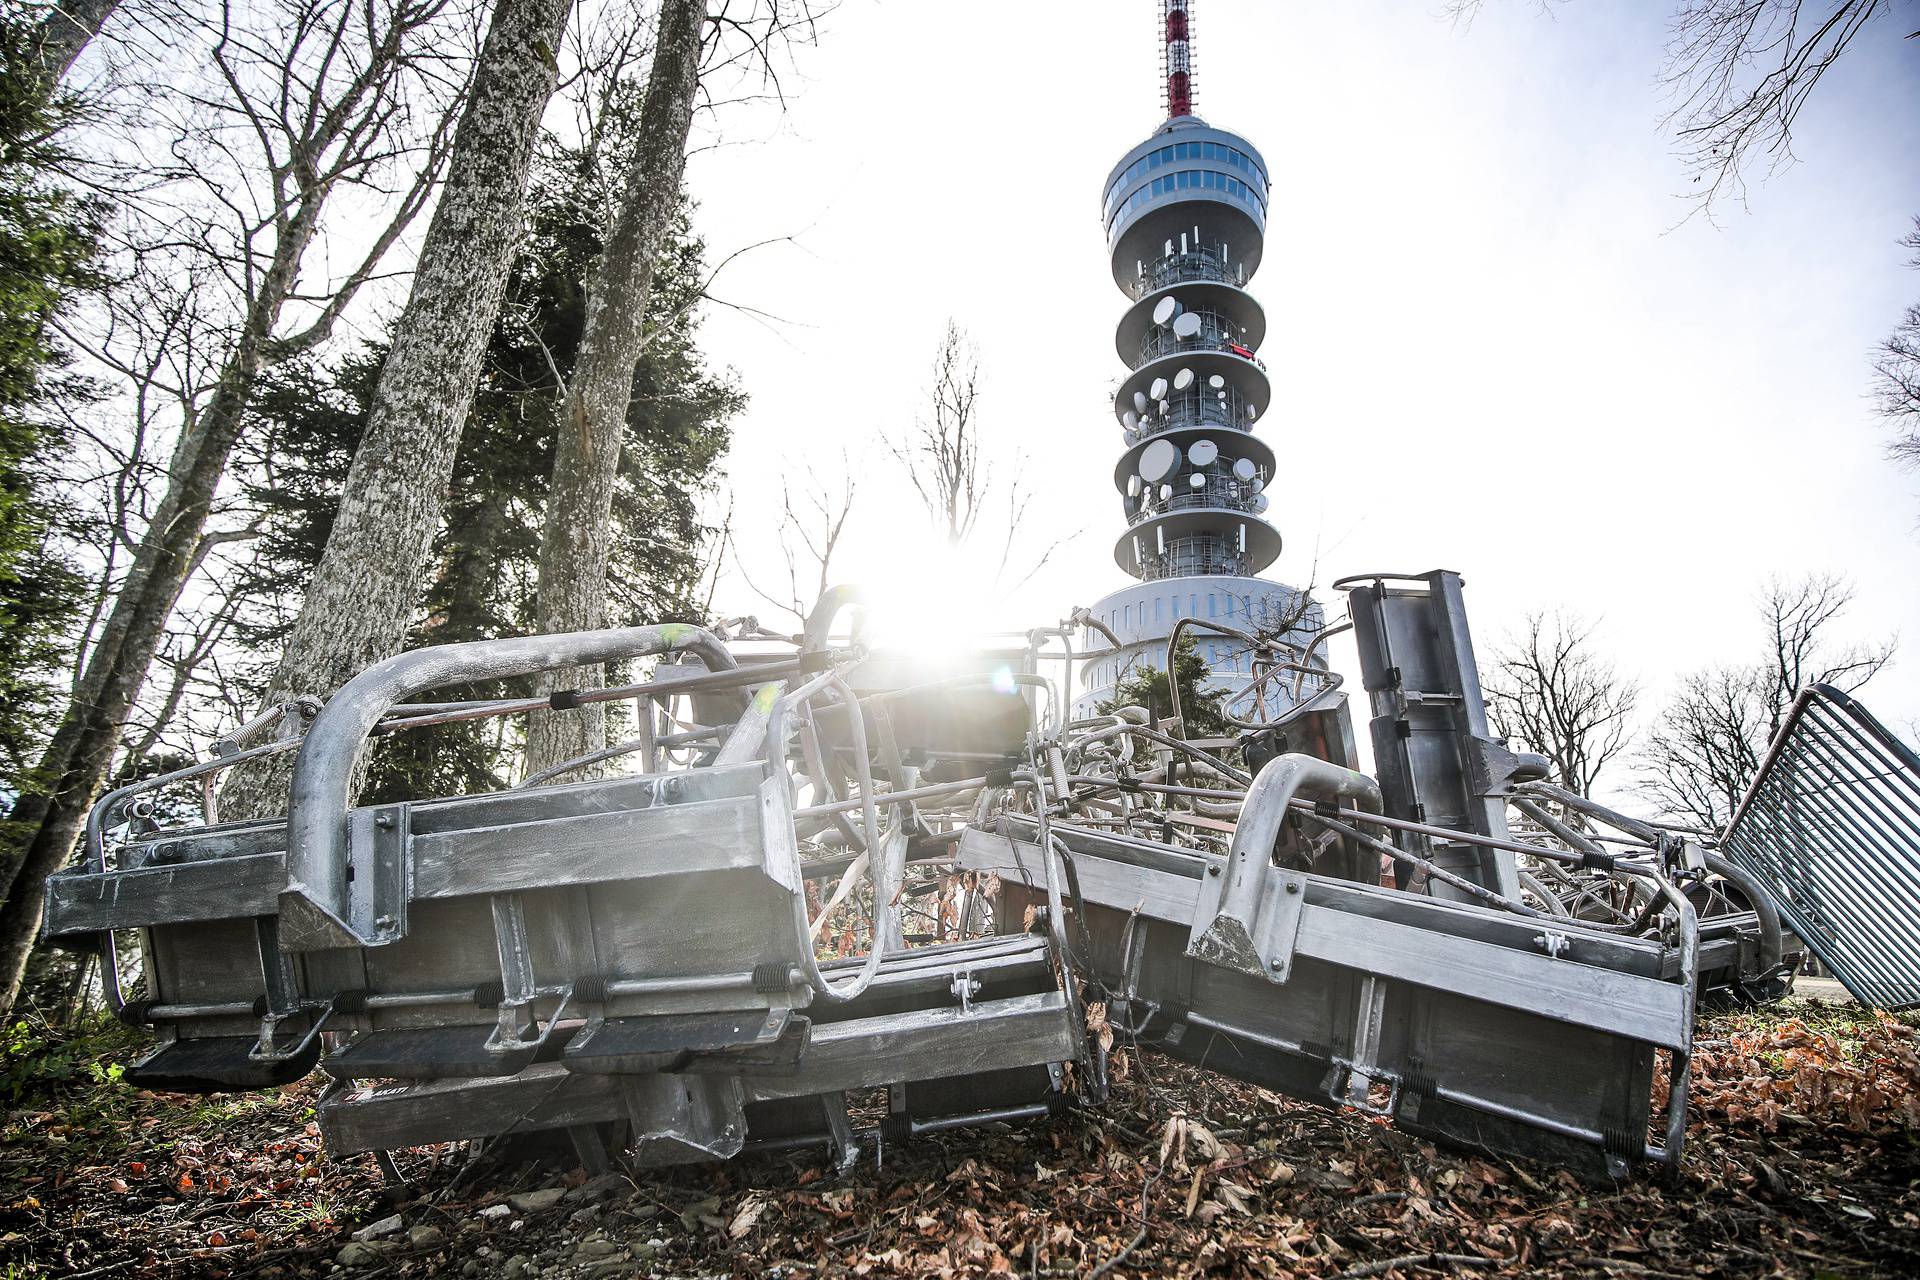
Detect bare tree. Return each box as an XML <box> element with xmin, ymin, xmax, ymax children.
<box><xmin>1484</xmin><ymin>611</ymin><xmax>1639</xmax><ymax>798</ymax></box>
<box><xmin>1880</xmin><ymin>217</ymin><xmax>1920</xmax><ymax>472</ymax></box>
<box><xmin>1451</xmin><ymin>1</ymin><xmax>1904</xmax><ymax>215</ymax></box>
<box><xmin>894</xmin><ymin>321</ymin><xmax>986</xmax><ymax>548</ymax></box>
<box><xmin>891</xmin><ymin>321</ymin><xmax>1074</xmax><ymax>594</ymax></box>
<box><xmin>1637</xmin><ymin>572</ymin><xmax>1895</xmax><ymax>831</ymax></box>
<box><xmin>0</xmin><ymin>0</ymin><xmax>471</xmax><ymax>1017</ymax></box>
<box><xmin>1659</xmin><ymin>0</ymin><xmax>1898</xmax><ymax>214</ymax></box>
<box><xmin>1638</xmin><ymin>664</ymin><xmax>1770</xmax><ymax>834</ymax></box>
<box><xmin>216</xmin><ymin>0</ymin><xmax>579</xmax><ymax>825</ymax></box>
<box><xmin>735</xmin><ymin>458</ymin><xmax>858</xmax><ymax>628</ymax></box>
<box><xmin>1755</xmin><ymin>570</ymin><xmax>1895</xmax><ymax>732</ymax></box>
<box><xmin>522</xmin><ymin>0</ymin><xmax>711</xmax><ymax>780</ymax></box>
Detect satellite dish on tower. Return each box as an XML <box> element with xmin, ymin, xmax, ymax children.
<box><xmin>1209</xmin><ymin>374</ymin><xmax>1225</xmax><ymax>389</ymax></box>
<box><xmin>1172</xmin><ymin>312</ymin><xmax>1202</xmax><ymax>339</ymax></box>
<box><xmin>1189</xmin><ymin>439</ymin><xmax>1218</xmax><ymax>467</ymax></box>
<box><xmin>1254</xmin><ymin>493</ymin><xmax>1270</xmax><ymax>513</ymax></box>
<box><xmin>1159</xmin><ymin>484</ymin><xmax>1174</xmax><ymax>502</ymax></box>
<box><xmin>1149</xmin><ymin>376</ymin><xmax>1169</xmax><ymax>400</ymax></box>
<box><xmin>1126</xmin><ymin>474</ymin><xmax>1142</xmax><ymax>497</ymax></box>
<box><xmin>1189</xmin><ymin>473</ymin><xmax>1206</xmax><ymax>490</ymax></box>
<box><xmin>1133</xmin><ymin>390</ymin><xmax>1150</xmax><ymax>415</ymax></box>
<box><xmin>1122</xmin><ymin>410</ymin><xmax>1139</xmax><ymax>432</ymax></box>
<box><xmin>1151</xmin><ymin>296</ymin><xmax>1179</xmax><ymax>326</ymax></box>
<box><xmin>1139</xmin><ymin>438</ymin><xmax>1178</xmax><ymax>483</ymax></box>
<box><xmin>1231</xmin><ymin>457</ymin><xmax>1256</xmax><ymax>482</ymax></box>
<box><xmin>1173</xmin><ymin>368</ymin><xmax>1195</xmax><ymax>392</ymax></box>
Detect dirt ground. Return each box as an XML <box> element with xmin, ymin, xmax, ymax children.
<box><xmin>3</xmin><ymin>998</ymin><xmax>1918</xmax><ymax>1279</ymax></box>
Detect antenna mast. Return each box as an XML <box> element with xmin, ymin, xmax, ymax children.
<box><xmin>1162</xmin><ymin>0</ymin><xmax>1194</xmax><ymax>118</ymax></box>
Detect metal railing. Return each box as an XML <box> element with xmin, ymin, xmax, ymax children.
<box><xmin>1134</xmin><ymin>383</ymin><xmax>1253</xmax><ymax>439</ymax></box>
<box><xmin>1134</xmin><ymin>534</ymin><xmax>1247</xmax><ymax>581</ymax></box>
<box><xmin>1136</xmin><ymin>317</ymin><xmax>1267</xmax><ymax>372</ymax></box>
<box><xmin>1129</xmin><ymin>475</ymin><xmax>1258</xmax><ymax>525</ymax></box>
<box><xmin>1128</xmin><ymin>248</ymin><xmax>1243</xmax><ymax>299</ymax></box>
<box><xmin>1721</xmin><ymin>683</ymin><xmax>1920</xmax><ymax>1009</ymax></box>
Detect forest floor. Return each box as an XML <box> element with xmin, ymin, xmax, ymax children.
<box><xmin>3</xmin><ymin>997</ymin><xmax>1918</xmax><ymax>1280</ymax></box>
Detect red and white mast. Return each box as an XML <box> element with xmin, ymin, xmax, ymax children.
<box><xmin>1162</xmin><ymin>0</ymin><xmax>1194</xmax><ymax>118</ymax></box>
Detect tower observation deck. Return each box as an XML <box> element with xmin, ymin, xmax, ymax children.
<box><xmin>1077</xmin><ymin>0</ymin><xmax>1321</xmax><ymax>720</ymax></box>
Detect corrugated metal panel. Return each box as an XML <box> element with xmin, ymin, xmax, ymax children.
<box><xmin>1721</xmin><ymin>684</ymin><xmax>1920</xmax><ymax>1009</ymax></box>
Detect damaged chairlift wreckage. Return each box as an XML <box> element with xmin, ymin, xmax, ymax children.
<box><xmin>44</xmin><ymin>571</ymin><xmax>1823</xmax><ymax>1182</ymax></box>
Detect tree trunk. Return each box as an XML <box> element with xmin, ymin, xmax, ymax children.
<box><xmin>0</xmin><ymin>198</ymin><xmax>321</xmax><ymax>1017</ymax></box>
<box><xmin>220</xmin><ymin>0</ymin><xmax>576</xmax><ymax>821</ymax></box>
<box><xmin>31</xmin><ymin>0</ymin><xmax>120</xmax><ymax>83</ymax></box>
<box><xmin>522</xmin><ymin>0</ymin><xmax>707</xmax><ymax>781</ymax></box>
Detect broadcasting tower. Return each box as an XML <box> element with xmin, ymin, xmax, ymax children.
<box><xmin>1077</xmin><ymin>0</ymin><xmax>1319</xmax><ymax>721</ymax></box>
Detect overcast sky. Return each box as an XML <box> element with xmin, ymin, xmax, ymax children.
<box><xmin>683</xmin><ymin>0</ymin><xmax>1920</xmax><ymax>772</ymax></box>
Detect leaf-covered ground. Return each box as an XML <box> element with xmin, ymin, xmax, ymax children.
<box><xmin>3</xmin><ymin>1000</ymin><xmax>1917</xmax><ymax>1279</ymax></box>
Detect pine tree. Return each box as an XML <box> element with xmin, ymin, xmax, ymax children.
<box><xmin>233</xmin><ymin>130</ymin><xmax>742</xmax><ymax>802</ymax></box>
<box><xmin>1099</xmin><ymin>634</ymin><xmax>1230</xmax><ymax>740</ymax></box>
<box><xmin>0</xmin><ymin>13</ymin><xmax>97</xmax><ymax>807</ymax></box>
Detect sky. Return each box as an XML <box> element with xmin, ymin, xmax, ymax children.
<box><xmin>682</xmin><ymin>0</ymin><xmax>1920</xmax><ymax>773</ymax></box>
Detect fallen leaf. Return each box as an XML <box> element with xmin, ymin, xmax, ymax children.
<box><xmin>728</xmin><ymin>1192</ymin><xmax>768</xmax><ymax>1239</ymax></box>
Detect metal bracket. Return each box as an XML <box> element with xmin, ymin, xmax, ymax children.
<box><xmin>1465</xmin><ymin>736</ymin><xmax>1550</xmax><ymax>798</ymax></box>
<box><xmin>949</xmin><ymin>969</ymin><xmax>981</xmax><ymax>1013</ymax></box>
<box><xmin>286</xmin><ymin>802</ymin><xmax>412</xmax><ymax>950</ymax></box>
<box><xmin>1187</xmin><ymin>863</ymin><xmax>1308</xmax><ymax>983</ymax></box>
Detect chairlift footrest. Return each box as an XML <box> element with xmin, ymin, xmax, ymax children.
<box><xmin>126</xmin><ymin>1035</ymin><xmax>321</xmax><ymax>1093</ymax></box>
<box><xmin>325</xmin><ymin>1023</ymin><xmax>569</xmax><ymax>1080</ymax></box>
<box><xmin>563</xmin><ymin>1008</ymin><xmax>799</xmax><ymax>1075</ymax></box>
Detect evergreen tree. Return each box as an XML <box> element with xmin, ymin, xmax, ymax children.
<box><xmin>0</xmin><ymin>14</ymin><xmax>97</xmax><ymax>804</ymax></box>
<box><xmin>1099</xmin><ymin>635</ymin><xmax>1231</xmax><ymax>740</ymax></box>
<box><xmin>234</xmin><ymin>121</ymin><xmax>742</xmax><ymax>802</ymax></box>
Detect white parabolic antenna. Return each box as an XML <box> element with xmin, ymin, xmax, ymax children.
<box><xmin>1138</xmin><ymin>438</ymin><xmax>1179</xmax><ymax>483</ymax></box>
<box><xmin>1122</xmin><ymin>410</ymin><xmax>1139</xmax><ymax>431</ymax></box>
<box><xmin>1133</xmin><ymin>390</ymin><xmax>1150</xmax><ymax>415</ymax></box>
<box><xmin>1189</xmin><ymin>473</ymin><xmax>1206</xmax><ymax>490</ymax></box>
<box><xmin>1254</xmin><ymin>493</ymin><xmax>1270</xmax><ymax>513</ymax></box>
<box><xmin>1189</xmin><ymin>438</ymin><xmax>1219</xmax><ymax>467</ymax></box>
<box><xmin>1232</xmin><ymin>457</ymin><xmax>1257</xmax><ymax>481</ymax></box>
<box><xmin>1172</xmin><ymin>367</ymin><xmax>1195</xmax><ymax>392</ymax></box>
<box><xmin>1208</xmin><ymin>374</ymin><xmax>1225</xmax><ymax>389</ymax></box>
<box><xmin>1149</xmin><ymin>376</ymin><xmax>1169</xmax><ymax>400</ymax></box>
<box><xmin>1172</xmin><ymin>312</ymin><xmax>1202</xmax><ymax>339</ymax></box>
<box><xmin>1126</xmin><ymin>474</ymin><xmax>1142</xmax><ymax>497</ymax></box>
<box><xmin>1151</xmin><ymin>296</ymin><xmax>1179</xmax><ymax>326</ymax></box>
<box><xmin>1160</xmin><ymin>484</ymin><xmax>1174</xmax><ymax>502</ymax></box>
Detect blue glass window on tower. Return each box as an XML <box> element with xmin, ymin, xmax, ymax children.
<box><xmin>1110</xmin><ymin>169</ymin><xmax>1268</xmax><ymax>234</ymax></box>
<box><xmin>1105</xmin><ymin>142</ymin><xmax>1270</xmax><ymax>220</ymax></box>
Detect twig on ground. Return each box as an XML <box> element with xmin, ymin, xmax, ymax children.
<box><xmin>1088</xmin><ymin>1224</ymin><xmax>1148</xmax><ymax>1279</ymax></box>
<box><xmin>1332</xmin><ymin>1252</ymin><xmax>1499</xmax><ymax>1279</ymax></box>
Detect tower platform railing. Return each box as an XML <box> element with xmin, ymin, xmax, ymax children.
<box><xmin>1133</xmin><ymin>383</ymin><xmax>1254</xmax><ymax>439</ymax></box>
<box><xmin>1130</xmin><ymin>478</ymin><xmax>1260</xmax><ymax>524</ymax></box>
<box><xmin>1127</xmin><ymin>247</ymin><xmax>1245</xmax><ymax>299</ymax></box>
<box><xmin>1135</xmin><ymin>321</ymin><xmax>1268</xmax><ymax>371</ymax></box>
<box><xmin>1136</xmin><ymin>536</ymin><xmax>1251</xmax><ymax>580</ymax></box>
